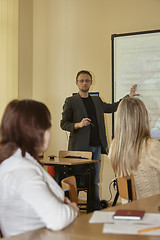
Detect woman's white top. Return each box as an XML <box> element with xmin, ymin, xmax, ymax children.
<box><xmin>0</xmin><ymin>149</ymin><xmax>78</xmax><ymax>237</ymax></box>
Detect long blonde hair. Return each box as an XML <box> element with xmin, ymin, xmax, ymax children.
<box><xmin>110</xmin><ymin>97</ymin><xmax>150</xmax><ymax>177</ymax></box>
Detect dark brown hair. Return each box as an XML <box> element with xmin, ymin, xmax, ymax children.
<box><xmin>76</xmin><ymin>70</ymin><xmax>92</xmax><ymax>81</ymax></box>
<box><xmin>0</xmin><ymin>99</ymin><xmax>51</xmax><ymax>162</ymax></box>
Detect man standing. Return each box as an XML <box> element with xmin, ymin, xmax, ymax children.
<box><xmin>60</xmin><ymin>70</ymin><xmax>138</xmax><ymax>210</ymax></box>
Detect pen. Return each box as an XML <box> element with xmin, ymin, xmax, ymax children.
<box><xmin>138</xmin><ymin>226</ymin><xmax>160</xmax><ymax>234</ymax></box>
<box><xmin>87</xmin><ymin>120</ymin><xmax>94</xmax><ymax>127</ymax></box>
<box><xmin>90</xmin><ymin>121</ymin><xmax>94</xmax><ymax>127</ymax></box>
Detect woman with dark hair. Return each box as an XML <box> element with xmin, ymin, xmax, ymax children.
<box><xmin>0</xmin><ymin>99</ymin><xmax>78</xmax><ymax>238</ymax></box>
<box><xmin>109</xmin><ymin>97</ymin><xmax>160</xmax><ymax>199</ymax></box>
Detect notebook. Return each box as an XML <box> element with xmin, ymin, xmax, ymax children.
<box><xmin>113</xmin><ymin>209</ymin><xmax>145</xmax><ymax>220</ymax></box>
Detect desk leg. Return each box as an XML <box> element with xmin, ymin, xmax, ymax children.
<box><xmin>87</xmin><ymin>163</ymin><xmax>94</xmax><ymax>213</ymax></box>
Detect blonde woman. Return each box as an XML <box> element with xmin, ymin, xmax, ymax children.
<box><xmin>109</xmin><ymin>97</ymin><xmax>160</xmax><ymax>199</ymax></box>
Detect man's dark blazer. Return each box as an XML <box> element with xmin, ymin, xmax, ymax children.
<box><xmin>60</xmin><ymin>93</ymin><xmax>122</xmax><ymax>154</ymax></box>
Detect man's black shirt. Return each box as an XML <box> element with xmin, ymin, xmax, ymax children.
<box><xmin>82</xmin><ymin>96</ymin><xmax>101</xmax><ymax>146</ymax></box>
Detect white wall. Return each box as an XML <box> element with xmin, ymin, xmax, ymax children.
<box><xmin>0</xmin><ymin>0</ymin><xmax>18</xmax><ymax>120</ymax></box>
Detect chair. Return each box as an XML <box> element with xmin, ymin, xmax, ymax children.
<box><xmin>112</xmin><ymin>175</ymin><xmax>136</xmax><ymax>206</ymax></box>
<box><xmin>59</xmin><ymin>150</ymin><xmax>92</xmax><ymax>211</ymax></box>
<box><xmin>61</xmin><ymin>176</ymin><xmax>78</xmax><ymax>204</ymax></box>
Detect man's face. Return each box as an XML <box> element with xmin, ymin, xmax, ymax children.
<box><xmin>76</xmin><ymin>73</ymin><xmax>92</xmax><ymax>93</ymax></box>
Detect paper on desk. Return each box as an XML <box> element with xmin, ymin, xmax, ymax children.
<box><xmin>89</xmin><ymin>211</ymin><xmax>160</xmax><ymax>225</ymax></box>
<box><xmin>103</xmin><ymin>223</ymin><xmax>160</xmax><ymax>236</ymax></box>
<box><xmin>89</xmin><ymin>211</ymin><xmax>114</xmax><ymax>223</ymax></box>
<box><xmin>89</xmin><ymin>211</ymin><xmax>160</xmax><ymax>236</ymax></box>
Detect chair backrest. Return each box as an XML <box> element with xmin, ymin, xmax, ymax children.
<box><xmin>61</xmin><ymin>176</ymin><xmax>78</xmax><ymax>204</ymax></box>
<box><xmin>59</xmin><ymin>150</ymin><xmax>92</xmax><ymax>160</ymax></box>
<box><xmin>117</xmin><ymin>175</ymin><xmax>136</xmax><ymax>201</ymax></box>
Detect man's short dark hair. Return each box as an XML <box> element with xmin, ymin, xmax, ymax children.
<box><xmin>76</xmin><ymin>70</ymin><xmax>92</xmax><ymax>81</ymax></box>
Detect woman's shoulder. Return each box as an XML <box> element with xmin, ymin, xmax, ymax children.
<box><xmin>147</xmin><ymin>137</ymin><xmax>160</xmax><ymax>149</ymax></box>
<box><xmin>0</xmin><ymin>149</ymin><xmax>39</xmax><ymax>174</ymax></box>
<box><xmin>143</xmin><ymin>138</ymin><xmax>160</xmax><ymax>168</ymax></box>
<box><xmin>141</xmin><ymin>138</ymin><xmax>160</xmax><ymax>156</ymax></box>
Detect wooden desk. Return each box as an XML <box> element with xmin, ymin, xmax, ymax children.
<box><xmin>72</xmin><ymin>193</ymin><xmax>160</xmax><ymax>240</ymax></box>
<box><xmin>40</xmin><ymin>157</ymin><xmax>99</xmax><ymax>213</ymax></box>
<box><xmin>3</xmin><ymin>194</ymin><xmax>160</xmax><ymax>240</ymax></box>
<box><xmin>40</xmin><ymin>157</ymin><xmax>99</xmax><ymax>166</ymax></box>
